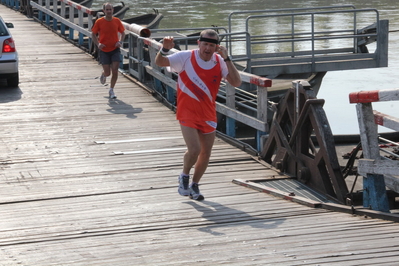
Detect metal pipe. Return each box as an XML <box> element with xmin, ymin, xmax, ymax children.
<box><xmin>379</xmin><ymin>148</ymin><xmax>399</xmax><ymax>159</ymax></box>
<box><xmin>379</xmin><ymin>136</ymin><xmax>399</xmax><ymax>146</ymax></box>
<box><xmin>123</xmin><ymin>22</ymin><xmax>151</xmax><ymax>37</ymax></box>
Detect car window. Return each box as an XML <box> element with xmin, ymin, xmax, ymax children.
<box><xmin>0</xmin><ymin>22</ymin><xmax>7</xmax><ymax>36</ymax></box>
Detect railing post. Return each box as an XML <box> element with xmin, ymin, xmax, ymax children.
<box><xmin>51</xmin><ymin>0</ymin><xmax>57</xmax><ymax>29</ymax></box>
<box><xmin>53</xmin><ymin>17</ymin><xmax>57</xmax><ymax>31</ymax></box>
<box><xmin>355</xmin><ymin>102</ymin><xmax>390</xmax><ymax>212</ymax></box>
<box><xmin>349</xmin><ymin>89</ymin><xmax>397</xmax><ymax>213</ymax></box>
<box><xmin>257</xmin><ymin>85</ymin><xmax>268</xmax><ymax>151</ymax></box>
<box><xmin>128</xmin><ymin>33</ymin><xmax>135</xmax><ymax>76</ymax></box>
<box><xmin>78</xmin><ymin>12</ymin><xmax>84</xmax><ymax>45</ymax></box>
<box><xmin>225</xmin><ymin>83</ymin><xmax>236</xmax><ymax>138</ymax></box>
<box><xmin>45</xmin><ymin>0</ymin><xmax>50</xmax><ymax>25</ymax></box>
<box><xmin>356</xmin><ymin>103</ymin><xmax>389</xmax><ymax>212</ymax></box>
<box><xmin>37</xmin><ymin>0</ymin><xmax>43</xmax><ymax>22</ymax></box>
<box><xmin>60</xmin><ymin>1</ymin><xmax>66</xmax><ymax>34</ymax></box>
<box><xmin>239</xmin><ymin>72</ymin><xmax>272</xmax><ymax>152</ymax></box>
<box><xmin>68</xmin><ymin>3</ymin><xmax>74</xmax><ymax>40</ymax></box>
<box><xmin>137</xmin><ymin>37</ymin><xmax>145</xmax><ymax>82</ymax></box>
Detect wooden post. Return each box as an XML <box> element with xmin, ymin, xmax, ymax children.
<box><xmin>68</xmin><ymin>2</ymin><xmax>74</xmax><ymax>40</ymax></box>
<box><xmin>256</xmin><ymin>85</ymin><xmax>268</xmax><ymax>151</ymax></box>
<box><xmin>60</xmin><ymin>1</ymin><xmax>66</xmax><ymax>34</ymax></box>
<box><xmin>136</xmin><ymin>38</ymin><xmax>144</xmax><ymax>82</ymax></box>
<box><xmin>78</xmin><ymin>12</ymin><xmax>84</xmax><ymax>45</ymax></box>
<box><xmin>225</xmin><ymin>83</ymin><xmax>236</xmax><ymax>138</ymax></box>
<box><xmin>376</xmin><ymin>20</ymin><xmax>389</xmax><ymax>67</ymax></box>
<box><xmin>363</xmin><ymin>173</ymin><xmax>390</xmax><ymax>211</ymax></box>
<box><xmin>355</xmin><ymin>102</ymin><xmax>390</xmax><ymax>212</ymax></box>
<box><xmin>36</xmin><ymin>0</ymin><xmax>43</xmax><ymax>21</ymax></box>
<box><xmin>45</xmin><ymin>0</ymin><xmax>50</xmax><ymax>25</ymax></box>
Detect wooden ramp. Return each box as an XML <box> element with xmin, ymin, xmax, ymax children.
<box><xmin>1</xmin><ymin>5</ymin><xmax>399</xmax><ymax>265</ymax></box>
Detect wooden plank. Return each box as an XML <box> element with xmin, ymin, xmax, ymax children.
<box><xmin>358</xmin><ymin>158</ymin><xmax>399</xmax><ymax>176</ymax></box>
<box><xmin>374</xmin><ymin>110</ymin><xmax>399</xmax><ymax>131</ymax></box>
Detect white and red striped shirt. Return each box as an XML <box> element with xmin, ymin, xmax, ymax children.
<box><xmin>167</xmin><ymin>50</ymin><xmax>228</xmax><ymax>122</ymax></box>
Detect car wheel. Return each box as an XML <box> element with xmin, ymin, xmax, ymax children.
<box><xmin>7</xmin><ymin>73</ymin><xmax>19</xmax><ymax>87</ymax></box>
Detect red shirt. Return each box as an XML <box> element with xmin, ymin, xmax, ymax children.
<box><xmin>176</xmin><ymin>50</ymin><xmax>222</xmax><ymax>122</ymax></box>
<box><xmin>92</xmin><ymin>17</ymin><xmax>125</xmax><ymax>52</ymax></box>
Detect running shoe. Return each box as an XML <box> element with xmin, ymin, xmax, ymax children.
<box><xmin>189</xmin><ymin>183</ymin><xmax>204</xmax><ymax>201</ymax></box>
<box><xmin>109</xmin><ymin>89</ymin><xmax>117</xmax><ymax>99</ymax></box>
<box><xmin>100</xmin><ymin>73</ymin><xmax>106</xmax><ymax>85</ymax></box>
<box><xmin>178</xmin><ymin>174</ymin><xmax>190</xmax><ymax>196</ymax></box>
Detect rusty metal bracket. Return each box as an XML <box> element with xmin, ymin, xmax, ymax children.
<box><xmin>260</xmin><ymin>81</ymin><xmax>349</xmax><ymax>203</ymax></box>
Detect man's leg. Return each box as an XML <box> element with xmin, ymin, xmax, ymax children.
<box><xmin>100</xmin><ymin>64</ymin><xmax>110</xmax><ymax>85</ymax></box>
<box><xmin>180</xmin><ymin>125</ymin><xmax>215</xmax><ymax>201</ymax></box>
<box><xmin>192</xmin><ymin>131</ymin><xmax>215</xmax><ymax>183</ymax></box>
<box><xmin>99</xmin><ymin>50</ymin><xmax>110</xmax><ymax>85</ymax></box>
<box><xmin>102</xmin><ymin>64</ymin><xmax>111</xmax><ymax>77</ymax></box>
<box><xmin>110</xmin><ymin>61</ymin><xmax>119</xmax><ymax>89</ymax></box>
<box><xmin>177</xmin><ymin>125</ymin><xmax>200</xmax><ymax>196</ymax></box>
<box><xmin>180</xmin><ymin>124</ymin><xmax>216</xmax><ymax>183</ymax></box>
<box><xmin>180</xmin><ymin>125</ymin><xmax>201</xmax><ymax>176</ymax></box>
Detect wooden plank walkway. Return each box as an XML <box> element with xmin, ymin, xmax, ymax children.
<box><xmin>1</xmin><ymin>5</ymin><xmax>399</xmax><ymax>265</ymax></box>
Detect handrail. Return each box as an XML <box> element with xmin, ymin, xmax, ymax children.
<box><xmin>227</xmin><ymin>5</ymin><xmax>357</xmax><ymax>33</ymax></box>
<box><xmin>227</xmin><ymin>5</ymin><xmax>358</xmax><ymax>58</ymax></box>
<box><xmin>29</xmin><ymin>0</ymin><xmax>150</xmax><ymax>49</ymax></box>
<box><xmin>150</xmin><ymin>26</ymin><xmax>229</xmax><ymax>51</ymax></box>
<box><xmin>349</xmin><ymin>88</ymin><xmax>399</xmax><ymax>212</ymax></box>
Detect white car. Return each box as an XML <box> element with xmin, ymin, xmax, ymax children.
<box><xmin>0</xmin><ymin>16</ymin><xmax>19</xmax><ymax>87</ymax></box>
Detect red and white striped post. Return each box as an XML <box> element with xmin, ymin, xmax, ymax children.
<box><xmin>349</xmin><ymin>88</ymin><xmax>399</xmax><ymax>212</ymax></box>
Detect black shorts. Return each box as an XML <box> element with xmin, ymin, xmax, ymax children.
<box><xmin>99</xmin><ymin>48</ymin><xmax>121</xmax><ymax>65</ymax></box>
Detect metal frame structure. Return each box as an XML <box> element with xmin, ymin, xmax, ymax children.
<box><xmin>261</xmin><ymin>81</ymin><xmax>349</xmax><ymax>203</ymax></box>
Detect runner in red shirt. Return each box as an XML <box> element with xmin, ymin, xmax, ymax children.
<box><xmin>156</xmin><ymin>29</ymin><xmax>241</xmax><ymax>200</ymax></box>
<box><xmin>92</xmin><ymin>3</ymin><xmax>125</xmax><ymax>99</ymax></box>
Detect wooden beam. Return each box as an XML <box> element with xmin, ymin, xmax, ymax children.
<box><xmin>358</xmin><ymin>158</ymin><xmax>399</xmax><ymax>176</ymax></box>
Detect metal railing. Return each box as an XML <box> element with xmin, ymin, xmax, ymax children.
<box><xmin>226</xmin><ymin>6</ymin><xmax>387</xmax><ymax>76</ymax></box>
<box><xmin>29</xmin><ymin>0</ymin><xmax>150</xmax><ymax>51</ymax></box>
<box><xmin>1</xmin><ymin>0</ymin><xmax>19</xmax><ymax>9</ymax></box>
<box><xmin>31</xmin><ymin>0</ymin><xmax>93</xmax><ymax>47</ymax></box>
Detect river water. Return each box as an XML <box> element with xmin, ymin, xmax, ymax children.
<box><xmin>93</xmin><ymin>0</ymin><xmax>399</xmax><ymax>135</ymax></box>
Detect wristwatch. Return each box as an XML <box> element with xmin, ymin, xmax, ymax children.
<box><xmin>224</xmin><ymin>56</ymin><xmax>231</xmax><ymax>62</ymax></box>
